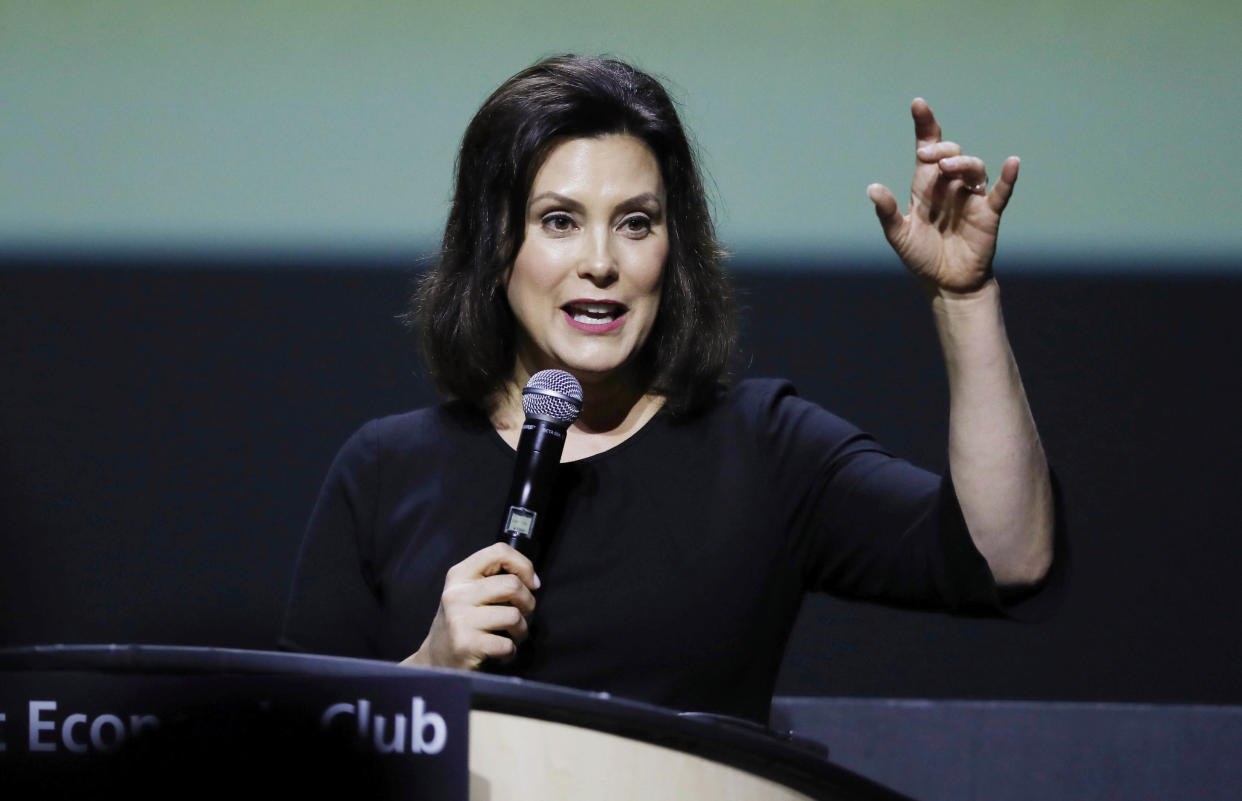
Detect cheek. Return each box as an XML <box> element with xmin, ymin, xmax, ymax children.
<box><xmin>506</xmin><ymin>279</ymin><xmax>546</xmax><ymax>335</ymax></box>
<box><xmin>513</xmin><ymin>238</ymin><xmax>570</xmax><ymax>287</ymax></box>
<box><xmin>642</xmin><ymin>243</ymin><xmax>669</xmax><ymax>299</ymax></box>
<box><xmin>507</xmin><ymin>242</ymin><xmax>555</xmax><ymax>310</ymax></box>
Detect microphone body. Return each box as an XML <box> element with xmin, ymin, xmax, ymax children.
<box><xmin>498</xmin><ymin>370</ymin><xmax>583</xmax><ymax>560</ymax></box>
<box><xmin>499</xmin><ymin>419</ymin><xmax>566</xmax><ymax>558</ymax></box>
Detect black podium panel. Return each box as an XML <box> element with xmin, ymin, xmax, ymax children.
<box><xmin>0</xmin><ymin>647</ymin><xmax>470</xmax><ymax>799</ymax></box>
<box><xmin>0</xmin><ymin>645</ymin><xmax>912</xmax><ymax>800</ymax></box>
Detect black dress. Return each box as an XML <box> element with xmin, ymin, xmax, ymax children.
<box><xmin>280</xmin><ymin>379</ymin><xmax>1012</xmax><ymax>722</ymax></box>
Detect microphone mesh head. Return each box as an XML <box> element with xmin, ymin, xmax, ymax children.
<box><xmin>522</xmin><ymin>369</ymin><xmax>584</xmax><ymax>424</ymax></box>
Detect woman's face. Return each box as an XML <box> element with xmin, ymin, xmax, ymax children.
<box><xmin>507</xmin><ymin>134</ymin><xmax>668</xmax><ymax>387</ymax></box>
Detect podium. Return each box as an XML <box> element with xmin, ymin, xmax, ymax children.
<box><xmin>0</xmin><ymin>645</ymin><xmax>912</xmax><ymax>800</ymax></box>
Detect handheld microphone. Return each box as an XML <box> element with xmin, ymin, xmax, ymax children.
<box><xmin>497</xmin><ymin>369</ymin><xmax>583</xmax><ymax>560</ymax></box>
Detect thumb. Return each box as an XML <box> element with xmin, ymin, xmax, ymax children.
<box><xmin>866</xmin><ymin>183</ymin><xmax>904</xmax><ymax>243</ymax></box>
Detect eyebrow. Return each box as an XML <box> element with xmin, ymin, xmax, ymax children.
<box><xmin>527</xmin><ymin>191</ymin><xmax>664</xmax><ymax>215</ymax></box>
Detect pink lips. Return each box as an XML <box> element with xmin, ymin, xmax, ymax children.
<box><xmin>562</xmin><ymin>300</ymin><xmax>628</xmax><ymax>333</ymax></box>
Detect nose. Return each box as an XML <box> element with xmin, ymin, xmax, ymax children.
<box><xmin>577</xmin><ymin>225</ymin><xmax>619</xmax><ymax>286</ymax></box>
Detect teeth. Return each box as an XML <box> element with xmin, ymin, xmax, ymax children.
<box><xmin>572</xmin><ymin>311</ymin><xmax>616</xmax><ymax>323</ymax></box>
<box><xmin>567</xmin><ymin>303</ymin><xmax>616</xmax><ymax>314</ymax></box>
<box><xmin>567</xmin><ymin>303</ymin><xmax>621</xmax><ymax>324</ymax></box>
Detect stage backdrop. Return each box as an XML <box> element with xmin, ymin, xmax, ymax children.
<box><xmin>2</xmin><ymin>256</ymin><xmax>1239</xmax><ymax>709</ymax></box>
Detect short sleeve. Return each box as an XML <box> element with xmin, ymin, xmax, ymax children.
<box><xmin>278</xmin><ymin>421</ymin><xmax>384</xmax><ymax>657</ymax></box>
<box><xmin>758</xmin><ymin>380</ymin><xmax>1061</xmax><ymax>615</ymax></box>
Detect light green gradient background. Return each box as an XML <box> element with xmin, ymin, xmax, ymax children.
<box><xmin>4</xmin><ymin>1</ymin><xmax>1239</xmax><ymax>266</ymax></box>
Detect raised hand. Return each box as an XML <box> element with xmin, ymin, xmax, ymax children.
<box><xmin>402</xmin><ymin>542</ymin><xmax>540</xmax><ymax>670</ymax></box>
<box><xmin>867</xmin><ymin>98</ymin><xmax>1019</xmax><ymax>296</ymax></box>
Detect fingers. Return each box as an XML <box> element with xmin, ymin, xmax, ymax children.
<box><xmin>477</xmin><ymin>632</ymin><xmax>519</xmax><ymax>661</ymax></box>
<box><xmin>440</xmin><ymin>604</ymin><xmax>529</xmax><ymax>661</ymax></box>
<box><xmin>909</xmin><ymin>102</ymin><xmax>992</xmax><ymax>196</ymax></box>
<box><xmin>451</xmin><ymin>627</ymin><xmax>520</xmax><ymax>663</ymax></box>
<box><xmin>447</xmin><ymin>542</ymin><xmax>540</xmax><ymax>591</ymax></box>
<box><xmin>936</xmin><ymin>154</ymin><xmax>988</xmax><ymax>194</ymax></box>
<box><xmin>911</xmin><ymin>97</ymin><xmax>942</xmax><ymax>148</ymax></box>
<box><xmin>450</xmin><ymin>589</ymin><xmax>531</xmax><ymax>664</ymax></box>
<box><xmin>469</xmin><ymin>603</ymin><xmax>530</xmax><ymax>643</ymax></box>
<box><xmin>444</xmin><ymin>542</ymin><xmax>538</xmax><ymax>625</ymax></box>
<box><xmin>416</xmin><ymin>543</ymin><xmax>542</xmax><ymax>670</ymax></box>
<box><xmin>867</xmin><ymin>183</ymin><xmax>904</xmax><ymax>243</ymax></box>
<box><xmin>916</xmin><ymin>141</ymin><xmax>962</xmax><ymax>162</ymax></box>
<box><xmin>987</xmin><ymin>156</ymin><xmax>1020</xmax><ymax>214</ymax></box>
<box><xmin>444</xmin><ymin>570</ymin><xmax>536</xmax><ymax>617</ymax></box>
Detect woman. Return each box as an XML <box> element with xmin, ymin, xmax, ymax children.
<box><xmin>281</xmin><ymin>55</ymin><xmax>1055</xmax><ymax>723</ymax></box>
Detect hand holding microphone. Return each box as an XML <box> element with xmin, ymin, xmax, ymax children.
<box><xmin>403</xmin><ymin>542</ymin><xmax>540</xmax><ymax>670</ymax></box>
<box><xmin>404</xmin><ymin>370</ymin><xmax>582</xmax><ymax>670</ymax></box>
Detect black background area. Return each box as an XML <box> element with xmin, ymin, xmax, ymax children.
<box><xmin>2</xmin><ymin>253</ymin><xmax>1239</xmax><ymax>705</ymax></box>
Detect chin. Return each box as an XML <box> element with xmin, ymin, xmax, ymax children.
<box><xmin>559</xmin><ymin>363</ymin><xmax>622</xmax><ymax>384</ymax></box>
<box><xmin>521</xmin><ymin>338</ymin><xmax>649</xmax><ymax>389</ymax></box>
<box><xmin>545</xmin><ymin>348</ymin><xmax>619</xmax><ymax>377</ymax></box>
<box><xmin>567</xmin><ymin>358</ymin><xmax>652</xmax><ymax>391</ymax></box>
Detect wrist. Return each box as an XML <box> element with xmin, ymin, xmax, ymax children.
<box><xmin>930</xmin><ymin>276</ymin><xmax>1012</xmax><ymax>373</ymax></box>
<box><xmin>928</xmin><ymin>275</ymin><xmax>1000</xmax><ymax>305</ymax></box>
<box><xmin>929</xmin><ymin>278</ymin><xmax>1004</xmax><ymax>334</ymax></box>
<box><xmin>401</xmin><ymin>645</ymin><xmax>432</xmax><ymax>668</ymax></box>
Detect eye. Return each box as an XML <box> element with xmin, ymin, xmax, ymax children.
<box><xmin>619</xmin><ymin>214</ymin><xmax>652</xmax><ymax>237</ymax></box>
<box><xmin>541</xmin><ymin>212</ymin><xmax>576</xmax><ymax>234</ymax></box>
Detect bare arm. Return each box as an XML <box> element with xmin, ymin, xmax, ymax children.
<box><xmin>933</xmin><ymin>280</ymin><xmax>1053</xmax><ymax>585</ymax></box>
<box><xmin>867</xmin><ymin>99</ymin><xmax>1053</xmax><ymax>587</ymax></box>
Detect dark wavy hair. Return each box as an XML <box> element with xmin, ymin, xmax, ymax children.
<box><xmin>411</xmin><ymin>55</ymin><xmax>735</xmax><ymax>416</ymax></box>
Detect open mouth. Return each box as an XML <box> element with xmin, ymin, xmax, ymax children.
<box><xmin>562</xmin><ymin>301</ymin><xmax>627</xmax><ymax>326</ymax></box>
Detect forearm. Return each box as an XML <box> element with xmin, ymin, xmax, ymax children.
<box><xmin>932</xmin><ymin>278</ymin><xmax>1053</xmax><ymax>586</ymax></box>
